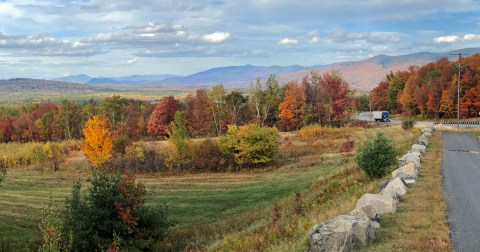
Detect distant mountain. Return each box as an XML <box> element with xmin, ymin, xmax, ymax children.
<box><xmin>54</xmin><ymin>74</ymin><xmax>180</xmax><ymax>85</ymax></box>
<box><xmin>87</xmin><ymin>77</ymin><xmax>123</xmax><ymax>85</ymax></box>
<box><xmin>158</xmin><ymin>64</ymin><xmax>312</xmax><ymax>87</ymax></box>
<box><xmin>52</xmin><ymin>48</ymin><xmax>480</xmax><ymax>90</ymax></box>
<box><xmin>280</xmin><ymin>48</ymin><xmax>480</xmax><ymax>90</ymax></box>
<box><xmin>0</xmin><ymin>78</ymin><xmax>94</xmax><ymax>93</ymax></box>
<box><xmin>53</xmin><ymin>74</ymin><xmax>92</xmax><ymax>84</ymax></box>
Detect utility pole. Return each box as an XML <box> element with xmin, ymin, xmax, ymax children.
<box><xmin>450</xmin><ymin>53</ymin><xmax>469</xmax><ymax>129</ymax></box>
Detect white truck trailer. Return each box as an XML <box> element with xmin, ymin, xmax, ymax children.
<box><xmin>372</xmin><ymin>111</ymin><xmax>390</xmax><ymax>122</ymax></box>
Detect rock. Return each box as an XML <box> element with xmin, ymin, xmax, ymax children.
<box><xmin>399</xmin><ymin>153</ymin><xmax>422</xmax><ymax>169</ymax></box>
<box><xmin>417</xmin><ymin>136</ymin><xmax>429</xmax><ymax>146</ymax></box>
<box><xmin>308</xmin><ymin>215</ymin><xmax>376</xmax><ymax>252</ymax></box>
<box><xmin>356</xmin><ymin>204</ymin><xmax>380</xmax><ymax>223</ymax></box>
<box><xmin>422</xmin><ymin>131</ymin><xmax>432</xmax><ymax>138</ymax></box>
<box><xmin>412</xmin><ymin>144</ymin><xmax>426</xmax><ymax>154</ymax></box>
<box><xmin>379</xmin><ymin>179</ymin><xmax>390</xmax><ymax>190</ymax></box>
<box><xmin>421</xmin><ymin>127</ymin><xmax>433</xmax><ymax>133</ymax></box>
<box><xmin>392</xmin><ymin>163</ymin><xmax>418</xmax><ymax>181</ymax></box>
<box><xmin>356</xmin><ymin>193</ymin><xmax>396</xmax><ymax>215</ymax></box>
<box><xmin>403</xmin><ymin>179</ymin><xmax>416</xmax><ymax>184</ymax></box>
<box><xmin>380</xmin><ymin>177</ymin><xmax>407</xmax><ymax>203</ymax></box>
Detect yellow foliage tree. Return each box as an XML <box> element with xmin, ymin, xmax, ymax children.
<box><xmin>82</xmin><ymin>116</ymin><xmax>113</xmax><ymax>167</ymax></box>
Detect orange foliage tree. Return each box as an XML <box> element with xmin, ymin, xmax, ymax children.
<box><xmin>82</xmin><ymin>116</ymin><xmax>113</xmax><ymax>167</ymax></box>
<box><xmin>278</xmin><ymin>81</ymin><xmax>305</xmax><ymax>131</ymax></box>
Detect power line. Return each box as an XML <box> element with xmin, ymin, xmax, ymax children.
<box><xmin>450</xmin><ymin>53</ymin><xmax>469</xmax><ymax>130</ymax></box>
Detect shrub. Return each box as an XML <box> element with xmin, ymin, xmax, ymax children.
<box><xmin>355</xmin><ymin>132</ymin><xmax>397</xmax><ymax>179</ymax></box>
<box><xmin>219</xmin><ymin>124</ymin><xmax>280</xmax><ymax>168</ymax></box>
<box><xmin>190</xmin><ymin>139</ymin><xmax>228</xmax><ymax>172</ymax></box>
<box><xmin>298</xmin><ymin>124</ymin><xmax>322</xmax><ymax>137</ymax></box>
<box><xmin>61</xmin><ymin>172</ymin><xmax>171</xmax><ymax>251</ymax></box>
<box><xmin>401</xmin><ymin>118</ymin><xmax>416</xmax><ymax>130</ymax></box>
<box><xmin>112</xmin><ymin>134</ymin><xmax>132</xmax><ymax>157</ymax></box>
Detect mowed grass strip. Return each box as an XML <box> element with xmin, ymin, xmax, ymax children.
<box><xmin>359</xmin><ymin>130</ymin><xmax>452</xmax><ymax>251</ymax></box>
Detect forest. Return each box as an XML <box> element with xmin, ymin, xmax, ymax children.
<box><xmin>0</xmin><ymin>71</ymin><xmax>357</xmax><ymax>144</ymax></box>
<box><xmin>370</xmin><ymin>53</ymin><xmax>480</xmax><ymax>119</ymax></box>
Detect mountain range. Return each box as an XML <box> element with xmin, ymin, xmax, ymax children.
<box><xmin>53</xmin><ymin>48</ymin><xmax>480</xmax><ymax>90</ymax></box>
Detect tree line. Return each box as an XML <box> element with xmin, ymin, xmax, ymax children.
<box><xmin>370</xmin><ymin>54</ymin><xmax>480</xmax><ymax>119</ymax></box>
<box><xmin>0</xmin><ymin>70</ymin><xmax>359</xmax><ymax>144</ymax></box>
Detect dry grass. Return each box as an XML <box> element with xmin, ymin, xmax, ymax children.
<box><xmin>359</xmin><ymin>130</ymin><xmax>452</xmax><ymax>252</ymax></box>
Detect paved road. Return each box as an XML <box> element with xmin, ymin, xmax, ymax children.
<box><xmin>442</xmin><ymin>132</ymin><xmax>480</xmax><ymax>251</ymax></box>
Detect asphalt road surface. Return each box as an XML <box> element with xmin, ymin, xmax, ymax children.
<box><xmin>442</xmin><ymin>132</ymin><xmax>480</xmax><ymax>251</ymax></box>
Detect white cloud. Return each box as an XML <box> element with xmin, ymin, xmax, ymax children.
<box><xmin>308</xmin><ymin>29</ymin><xmax>320</xmax><ymax>37</ymax></box>
<box><xmin>310</xmin><ymin>36</ymin><xmax>321</xmax><ymax>43</ymax></box>
<box><xmin>330</xmin><ymin>30</ymin><xmax>404</xmax><ymax>43</ymax></box>
<box><xmin>433</xmin><ymin>35</ymin><xmax>460</xmax><ymax>43</ymax></box>
<box><xmin>126</xmin><ymin>58</ymin><xmax>138</xmax><ymax>64</ymax></box>
<box><xmin>202</xmin><ymin>32</ymin><xmax>230</xmax><ymax>43</ymax></box>
<box><xmin>278</xmin><ymin>38</ymin><xmax>298</xmax><ymax>45</ymax></box>
<box><xmin>372</xmin><ymin>45</ymin><xmax>388</xmax><ymax>52</ymax></box>
<box><xmin>463</xmin><ymin>34</ymin><xmax>480</xmax><ymax>41</ymax></box>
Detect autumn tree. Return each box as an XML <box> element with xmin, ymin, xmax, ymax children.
<box><xmin>82</xmin><ymin>116</ymin><xmax>113</xmax><ymax>167</ymax></box>
<box><xmin>185</xmin><ymin>89</ymin><xmax>213</xmax><ymax>136</ymax></box>
<box><xmin>207</xmin><ymin>85</ymin><xmax>227</xmax><ymax>136</ymax></box>
<box><xmin>278</xmin><ymin>81</ymin><xmax>306</xmax><ymax>131</ymax></box>
<box><xmin>370</xmin><ymin>81</ymin><xmax>389</xmax><ymax>110</ymax></box>
<box><xmin>117</xmin><ymin>101</ymin><xmax>142</xmax><ymax>140</ymax></box>
<box><xmin>167</xmin><ymin>111</ymin><xmax>191</xmax><ymax>171</ymax></box>
<box><xmin>439</xmin><ymin>90</ymin><xmax>455</xmax><ymax>118</ymax></box>
<box><xmin>247</xmin><ymin>76</ymin><xmax>283</xmax><ymax>126</ymax></box>
<box><xmin>147</xmin><ymin>96</ymin><xmax>180</xmax><ymax>139</ymax></box>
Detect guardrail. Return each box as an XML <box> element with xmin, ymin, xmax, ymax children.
<box><xmin>434</xmin><ymin>121</ymin><xmax>480</xmax><ymax>128</ymax></box>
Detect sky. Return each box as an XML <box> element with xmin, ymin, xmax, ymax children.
<box><xmin>1</xmin><ymin>0</ymin><xmax>480</xmax><ymax>79</ymax></box>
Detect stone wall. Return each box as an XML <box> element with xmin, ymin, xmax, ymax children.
<box><xmin>307</xmin><ymin>127</ymin><xmax>434</xmax><ymax>252</ymax></box>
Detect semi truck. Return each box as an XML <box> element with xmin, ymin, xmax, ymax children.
<box><xmin>372</xmin><ymin>111</ymin><xmax>390</xmax><ymax>122</ymax></box>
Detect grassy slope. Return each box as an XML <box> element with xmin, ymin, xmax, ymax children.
<box><xmin>359</xmin><ymin>130</ymin><xmax>452</xmax><ymax>251</ymax></box>
<box><xmin>0</xmin><ymin>125</ymin><xmax>418</xmax><ymax>250</ymax></box>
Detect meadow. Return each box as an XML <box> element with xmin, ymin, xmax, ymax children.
<box><xmin>0</xmin><ymin>125</ymin><xmax>419</xmax><ymax>251</ymax></box>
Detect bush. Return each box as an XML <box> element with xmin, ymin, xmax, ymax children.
<box><xmin>355</xmin><ymin>132</ymin><xmax>397</xmax><ymax>179</ymax></box>
<box><xmin>61</xmin><ymin>172</ymin><xmax>171</xmax><ymax>251</ymax></box>
<box><xmin>219</xmin><ymin>124</ymin><xmax>280</xmax><ymax>168</ymax></box>
<box><xmin>298</xmin><ymin>124</ymin><xmax>322</xmax><ymax>137</ymax></box>
<box><xmin>401</xmin><ymin>118</ymin><xmax>416</xmax><ymax>130</ymax></box>
<box><xmin>190</xmin><ymin>139</ymin><xmax>228</xmax><ymax>172</ymax></box>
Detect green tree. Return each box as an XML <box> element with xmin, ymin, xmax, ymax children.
<box><xmin>62</xmin><ymin>173</ymin><xmax>170</xmax><ymax>251</ymax></box>
<box><xmin>100</xmin><ymin>95</ymin><xmax>129</xmax><ymax>131</ymax></box>
<box><xmin>167</xmin><ymin>111</ymin><xmax>191</xmax><ymax>170</ymax></box>
<box><xmin>355</xmin><ymin>132</ymin><xmax>397</xmax><ymax>179</ymax></box>
<box><xmin>225</xmin><ymin>90</ymin><xmax>247</xmax><ymax>126</ymax></box>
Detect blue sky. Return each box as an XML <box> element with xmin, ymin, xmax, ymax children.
<box><xmin>0</xmin><ymin>0</ymin><xmax>480</xmax><ymax>79</ymax></box>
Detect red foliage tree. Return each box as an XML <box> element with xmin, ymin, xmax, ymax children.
<box><xmin>147</xmin><ymin>96</ymin><xmax>180</xmax><ymax>138</ymax></box>
<box><xmin>184</xmin><ymin>89</ymin><xmax>213</xmax><ymax>136</ymax></box>
<box><xmin>370</xmin><ymin>81</ymin><xmax>389</xmax><ymax>111</ymax></box>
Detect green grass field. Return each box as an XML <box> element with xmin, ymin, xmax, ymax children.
<box><xmin>0</xmin><ymin>125</ymin><xmax>420</xmax><ymax>250</ymax></box>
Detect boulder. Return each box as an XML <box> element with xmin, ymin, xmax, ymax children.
<box><xmin>356</xmin><ymin>204</ymin><xmax>380</xmax><ymax>223</ymax></box>
<box><xmin>412</xmin><ymin>144</ymin><xmax>426</xmax><ymax>155</ymax></box>
<box><xmin>416</xmin><ymin>136</ymin><xmax>429</xmax><ymax>146</ymax></box>
<box><xmin>392</xmin><ymin>163</ymin><xmax>418</xmax><ymax>181</ymax></box>
<box><xmin>399</xmin><ymin>153</ymin><xmax>422</xmax><ymax>169</ymax></box>
<box><xmin>421</xmin><ymin>127</ymin><xmax>433</xmax><ymax>133</ymax></box>
<box><xmin>379</xmin><ymin>179</ymin><xmax>390</xmax><ymax>190</ymax></box>
<box><xmin>380</xmin><ymin>177</ymin><xmax>407</xmax><ymax>203</ymax></box>
<box><xmin>308</xmin><ymin>215</ymin><xmax>375</xmax><ymax>252</ymax></box>
<box><xmin>422</xmin><ymin>131</ymin><xmax>432</xmax><ymax>138</ymax></box>
<box><xmin>356</xmin><ymin>193</ymin><xmax>396</xmax><ymax>215</ymax></box>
